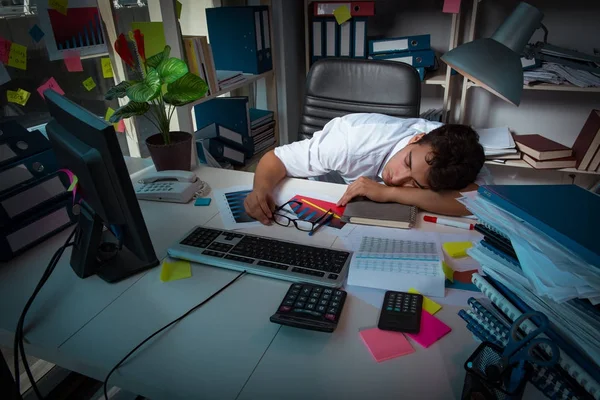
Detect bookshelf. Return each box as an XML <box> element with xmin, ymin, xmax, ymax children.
<box><xmin>485</xmin><ymin>160</ymin><xmax>600</xmax><ymax>176</ymax></box>
<box><xmin>187</xmin><ymin>71</ymin><xmax>275</xmax><ymax>108</ymax></box>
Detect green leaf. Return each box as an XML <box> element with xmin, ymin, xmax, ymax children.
<box><xmin>109</xmin><ymin>101</ymin><xmax>149</xmax><ymax>123</ymax></box>
<box><xmin>126</xmin><ymin>68</ymin><xmax>161</xmax><ymax>102</ymax></box>
<box><xmin>145</xmin><ymin>45</ymin><xmax>171</xmax><ymax>69</ymax></box>
<box><xmin>163</xmin><ymin>73</ymin><xmax>208</xmax><ymax>106</ymax></box>
<box><xmin>157</xmin><ymin>57</ymin><xmax>188</xmax><ymax>84</ymax></box>
<box><xmin>105</xmin><ymin>81</ymin><xmax>135</xmax><ymax>100</ymax></box>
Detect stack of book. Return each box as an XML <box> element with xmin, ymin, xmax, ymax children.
<box><xmin>514</xmin><ymin>134</ymin><xmax>575</xmax><ymax>169</ymax></box>
<box><xmin>573</xmin><ymin>109</ymin><xmax>600</xmax><ymax>172</ymax></box>
<box><xmin>250</xmin><ymin>108</ymin><xmax>275</xmax><ymax>156</ymax></box>
<box><xmin>368</xmin><ymin>34</ymin><xmax>435</xmax><ymax>81</ymax></box>
<box><xmin>183</xmin><ymin>35</ymin><xmax>219</xmax><ymax>96</ymax></box>
<box><xmin>457</xmin><ymin>184</ymin><xmax>600</xmax><ymax>399</ymax></box>
<box><xmin>475</xmin><ymin>127</ymin><xmax>520</xmax><ymax>161</ymax></box>
<box><xmin>216</xmin><ymin>70</ymin><xmax>246</xmax><ymax>90</ymax></box>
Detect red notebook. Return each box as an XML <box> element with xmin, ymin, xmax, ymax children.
<box><xmin>522</xmin><ymin>154</ymin><xmax>577</xmax><ymax>169</ymax></box>
<box><xmin>514</xmin><ymin>134</ymin><xmax>572</xmax><ymax>161</ymax></box>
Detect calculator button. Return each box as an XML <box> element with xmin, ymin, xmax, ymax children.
<box><xmin>290</xmin><ymin>289</ymin><xmax>300</xmax><ymax>295</ymax></box>
<box><xmin>327</xmin><ymin>307</ymin><xmax>338</xmax><ymax>314</ymax></box>
<box><xmin>306</xmin><ymin>303</ymin><xmax>316</xmax><ymax>310</ymax></box>
<box><xmin>319</xmin><ymin>299</ymin><xmax>328</xmax><ymax>306</ymax></box>
<box><xmin>295</xmin><ymin>302</ymin><xmax>305</xmax><ymax>308</ymax></box>
<box><xmin>312</xmin><ymin>287</ymin><xmax>323</xmax><ymax>293</ymax></box>
<box><xmin>394</xmin><ymin>308</ymin><xmax>401</xmax><ymax>312</ymax></box>
<box><xmin>325</xmin><ymin>314</ymin><xmax>336</xmax><ymax>321</ymax></box>
<box><xmin>386</xmin><ymin>306</ymin><xmax>393</xmax><ymax>311</ymax></box>
<box><xmin>301</xmin><ymin>288</ymin><xmax>311</xmax><ymax>295</ymax></box>
<box><xmin>331</xmin><ymin>301</ymin><xmax>339</xmax><ymax>307</ymax></box>
<box><xmin>332</xmin><ymin>295</ymin><xmax>341</xmax><ymax>302</ymax></box>
<box><xmin>322</xmin><ymin>294</ymin><xmax>331</xmax><ymax>301</ymax></box>
<box><xmin>309</xmin><ymin>298</ymin><xmax>318</xmax><ymax>304</ymax></box>
<box><xmin>298</xmin><ymin>296</ymin><xmax>308</xmax><ymax>302</ymax></box>
<box><xmin>324</xmin><ymin>289</ymin><xmax>333</xmax><ymax>294</ymax></box>
<box><xmin>286</xmin><ymin>294</ymin><xmax>297</xmax><ymax>301</ymax></box>
<box><xmin>317</xmin><ymin>305</ymin><xmax>326</xmax><ymax>312</ymax></box>
<box><xmin>283</xmin><ymin>300</ymin><xmax>294</xmax><ymax>306</ymax></box>
<box><xmin>292</xmin><ymin>284</ymin><xmax>302</xmax><ymax>290</ymax></box>
<box><xmin>279</xmin><ymin>306</ymin><xmax>291</xmax><ymax>312</ymax></box>
<box><xmin>311</xmin><ymin>292</ymin><xmax>320</xmax><ymax>298</ymax></box>
<box><xmin>334</xmin><ymin>290</ymin><xmax>343</xmax><ymax>296</ymax></box>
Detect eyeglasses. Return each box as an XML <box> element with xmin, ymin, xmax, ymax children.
<box><xmin>273</xmin><ymin>200</ymin><xmax>334</xmax><ymax>233</ymax></box>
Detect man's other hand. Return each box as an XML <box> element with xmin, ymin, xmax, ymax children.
<box><xmin>244</xmin><ymin>189</ymin><xmax>276</xmax><ymax>225</ymax></box>
<box><xmin>337</xmin><ymin>177</ymin><xmax>391</xmax><ymax>206</ymax></box>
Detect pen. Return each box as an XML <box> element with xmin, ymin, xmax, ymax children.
<box><xmin>423</xmin><ymin>215</ymin><xmax>474</xmax><ymax>230</ymax></box>
<box><xmin>309</xmin><ymin>213</ymin><xmax>334</xmax><ymax>236</ymax></box>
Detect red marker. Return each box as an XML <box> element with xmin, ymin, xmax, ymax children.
<box><xmin>423</xmin><ymin>215</ymin><xmax>474</xmax><ymax>230</ymax></box>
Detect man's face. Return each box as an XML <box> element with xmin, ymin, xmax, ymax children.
<box><xmin>382</xmin><ymin>134</ymin><xmax>432</xmax><ymax>189</ymax></box>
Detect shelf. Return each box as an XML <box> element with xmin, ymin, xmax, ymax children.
<box><xmin>469</xmin><ymin>80</ymin><xmax>600</xmax><ymax>93</ymax></box>
<box><xmin>423</xmin><ymin>70</ymin><xmax>446</xmax><ymax>86</ymax></box>
<box><xmin>188</xmin><ymin>71</ymin><xmax>274</xmax><ymax>108</ymax></box>
<box><xmin>236</xmin><ymin>145</ymin><xmax>276</xmax><ymax>172</ymax></box>
<box><xmin>485</xmin><ymin>159</ymin><xmax>600</xmax><ymax>175</ymax></box>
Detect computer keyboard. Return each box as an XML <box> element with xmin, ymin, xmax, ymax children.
<box><xmin>167</xmin><ymin>226</ymin><xmax>352</xmax><ymax>287</ymax></box>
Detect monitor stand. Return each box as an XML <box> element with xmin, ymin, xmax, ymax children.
<box><xmin>70</xmin><ymin>203</ymin><xmax>158</xmax><ymax>283</ymax></box>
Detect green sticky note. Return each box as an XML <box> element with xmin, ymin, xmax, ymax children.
<box><xmin>160</xmin><ymin>259</ymin><xmax>192</xmax><ymax>282</ymax></box>
<box><xmin>333</xmin><ymin>5</ymin><xmax>352</xmax><ymax>25</ymax></box>
<box><xmin>131</xmin><ymin>22</ymin><xmax>166</xmax><ymax>58</ymax></box>
<box><xmin>82</xmin><ymin>77</ymin><xmax>96</xmax><ymax>91</ymax></box>
<box><xmin>408</xmin><ymin>288</ymin><xmax>442</xmax><ymax>315</ymax></box>
<box><xmin>443</xmin><ymin>241</ymin><xmax>473</xmax><ymax>258</ymax></box>
<box><xmin>176</xmin><ymin>0</ymin><xmax>182</xmax><ymax>19</ymax></box>
<box><xmin>442</xmin><ymin>261</ymin><xmax>454</xmax><ymax>282</ymax></box>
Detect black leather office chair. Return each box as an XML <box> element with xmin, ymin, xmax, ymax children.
<box><xmin>299</xmin><ymin>58</ymin><xmax>421</xmax><ymax>140</ymax></box>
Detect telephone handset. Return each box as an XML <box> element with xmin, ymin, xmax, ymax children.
<box><xmin>134</xmin><ymin>170</ymin><xmax>208</xmax><ymax>203</ymax></box>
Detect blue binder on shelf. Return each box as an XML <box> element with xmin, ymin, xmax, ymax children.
<box><xmin>195</xmin><ymin>123</ymin><xmax>254</xmax><ymax>158</ymax></box>
<box><xmin>0</xmin><ymin>150</ymin><xmax>59</xmax><ymax>198</ymax></box>
<box><xmin>310</xmin><ymin>19</ymin><xmax>324</xmax><ymax>64</ymax></box>
<box><xmin>0</xmin><ymin>171</ymin><xmax>70</xmax><ymax>228</ymax></box>
<box><xmin>368</xmin><ymin>34</ymin><xmax>431</xmax><ymax>56</ymax></box>
<box><xmin>0</xmin><ymin>120</ymin><xmax>51</xmax><ymax>170</ymax></box>
<box><xmin>352</xmin><ymin>17</ymin><xmax>367</xmax><ymax>58</ymax></box>
<box><xmin>416</xmin><ymin>67</ymin><xmax>425</xmax><ymax>81</ymax></box>
<box><xmin>193</xmin><ymin>97</ymin><xmax>250</xmax><ymax>138</ymax></box>
<box><xmin>206</xmin><ymin>6</ymin><xmax>272</xmax><ymax>75</ymax></box>
<box><xmin>371</xmin><ymin>49</ymin><xmax>435</xmax><ymax>68</ymax></box>
<box><xmin>202</xmin><ymin>138</ymin><xmax>245</xmax><ymax>165</ymax></box>
<box><xmin>338</xmin><ymin>21</ymin><xmax>353</xmax><ymax>58</ymax></box>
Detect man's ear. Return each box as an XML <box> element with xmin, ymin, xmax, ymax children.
<box><xmin>409</xmin><ymin>133</ymin><xmax>426</xmax><ymax>144</ymax></box>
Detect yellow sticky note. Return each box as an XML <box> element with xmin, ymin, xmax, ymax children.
<box><xmin>333</xmin><ymin>5</ymin><xmax>352</xmax><ymax>25</ymax></box>
<box><xmin>442</xmin><ymin>261</ymin><xmax>454</xmax><ymax>282</ymax></box>
<box><xmin>443</xmin><ymin>241</ymin><xmax>473</xmax><ymax>258</ymax></box>
<box><xmin>105</xmin><ymin>107</ymin><xmax>115</xmax><ymax>121</ymax></box>
<box><xmin>131</xmin><ymin>22</ymin><xmax>166</xmax><ymax>58</ymax></box>
<box><xmin>7</xmin><ymin>89</ymin><xmax>30</xmax><ymax>106</ymax></box>
<box><xmin>82</xmin><ymin>77</ymin><xmax>96</xmax><ymax>91</ymax></box>
<box><xmin>48</xmin><ymin>0</ymin><xmax>68</xmax><ymax>15</ymax></box>
<box><xmin>176</xmin><ymin>0</ymin><xmax>182</xmax><ymax>19</ymax></box>
<box><xmin>160</xmin><ymin>259</ymin><xmax>192</xmax><ymax>282</ymax></box>
<box><xmin>408</xmin><ymin>288</ymin><xmax>442</xmax><ymax>315</ymax></box>
<box><xmin>7</xmin><ymin>43</ymin><xmax>27</xmax><ymax>70</ymax></box>
<box><xmin>101</xmin><ymin>58</ymin><xmax>114</xmax><ymax>78</ymax></box>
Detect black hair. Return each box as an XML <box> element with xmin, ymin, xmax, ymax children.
<box><xmin>418</xmin><ymin>124</ymin><xmax>485</xmax><ymax>191</ymax></box>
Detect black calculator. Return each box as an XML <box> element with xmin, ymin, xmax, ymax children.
<box><xmin>378</xmin><ymin>291</ymin><xmax>423</xmax><ymax>333</ymax></box>
<box><xmin>270</xmin><ymin>283</ymin><xmax>347</xmax><ymax>332</ymax></box>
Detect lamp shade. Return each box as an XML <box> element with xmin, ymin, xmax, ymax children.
<box><xmin>441</xmin><ymin>2</ymin><xmax>544</xmax><ymax>106</ymax></box>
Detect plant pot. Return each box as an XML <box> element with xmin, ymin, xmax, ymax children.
<box><xmin>146</xmin><ymin>131</ymin><xmax>192</xmax><ymax>171</ymax></box>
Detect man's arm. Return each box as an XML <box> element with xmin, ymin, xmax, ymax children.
<box><xmin>244</xmin><ymin>150</ymin><xmax>287</xmax><ymax>224</ymax></box>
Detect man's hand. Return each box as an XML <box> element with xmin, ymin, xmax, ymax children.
<box><xmin>337</xmin><ymin>177</ymin><xmax>391</xmax><ymax>206</ymax></box>
<box><xmin>244</xmin><ymin>189</ymin><xmax>276</xmax><ymax>225</ymax></box>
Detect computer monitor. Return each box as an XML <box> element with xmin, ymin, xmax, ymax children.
<box><xmin>44</xmin><ymin>89</ymin><xmax>158</xmax><ymax>282</ymax></box>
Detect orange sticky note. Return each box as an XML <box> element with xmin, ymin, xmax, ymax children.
<box><xmin>360</xmin><ymin>328</ymin><xmax>414</xmax><ymax>362</ymax></box>
<box><xmin>37</xmin><ymin>77</ymin><xmax>65</xmax><ymax>99</ymax></box>
<box><xmin>64</xmin><ymin>50</ymin><xmax>83</xmax><ymax>72</ymax></box>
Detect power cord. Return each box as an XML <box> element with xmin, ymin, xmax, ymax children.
<box><xmin>103</xmin><ymin>270</ymin><xmax>247</xmax><ymax>399</ymax></box>
<box><xmin>14</xmin><ymin>227</ymin><xmax>77</xmax><ymax>399</ymax></box>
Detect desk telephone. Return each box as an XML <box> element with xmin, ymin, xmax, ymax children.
<box><xmin>134</xmin><ymin>170</ymin><xmax>208</xmax><ymax>203</ymax></box>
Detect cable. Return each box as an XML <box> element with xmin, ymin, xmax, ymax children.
<box><xmin>103</xmin><ymin>270</ymin><xmax>247</xmax><ymax>399</ymax></box>
<box><xmin>540</xmin><ymin>23</ymin><xmax>549</xmax><ymax>44</ymax></box>
<box><xmin>13</xmin><ymin>227</ymin><xmax>77</xmax><ymax>399</ymax></box>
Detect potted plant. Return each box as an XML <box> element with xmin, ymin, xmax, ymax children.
<box><xmin>105</xmin><ymin>30</ymin><xmax>207</xmax><ymax>171</ymax></box>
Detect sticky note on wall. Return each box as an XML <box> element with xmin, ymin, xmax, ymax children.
<box><xmin>82</xmin><ymin>77</ymin><xmax>96</xmax><ymax>91</ymax></box>
<box><xmin>333</xmin><ymin>5</ymin><xmax>351</xmax><ymax>25</ymax></box>
<box><xmin>49</xmin><ymin>0</ymin><xmax>69</xmax><ymax>16</ymax></box>
<box><xmin>37</xmin><ymin>77</ymin><xmax>65</xmax><ymax>99</ymax></box>
<box><xmin>8</xmin><ymin>43</ymin><xmax>27</xmax><ymax>70</ymax></box>
<box><xmin>64</xmin><ymin>50</ymin><xmax>83</xmax><ymax>72</ymax></box>
<box><xmin>408</xmin><ymin>288</ymin><xmax>442</xmax><ymax>315</ymax></box>
<box><xmin>443</xmin><ymin>241</ymin><xmax>472</xmax><ymax>258</ymax></box>
<box><xmin>101</xmin><ymin>58</ymin><xmax>114</xmax><ymax>78</ymax></box>
<box><xmin>7</xmin><ymin>89</ymin><xmax>31</xmax><ymax>106</ymax></box>
<box><xmin>131</xmin><ymin>22</ymin><xmax>166</xmax><ymax>59</ymax></box>
<box><xmin>443</xmin><ymin>0</ymin><xmax>461</xmax><ymax>13</ymax></box>
<box><xmin>0</xmin><ymin>38</ymin><xmax>11</xmax><ymax>64</ymax></box>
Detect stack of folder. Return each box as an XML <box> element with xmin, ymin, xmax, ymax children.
<box><xmin>368</xmin><ymin>34</ymin><xmax>435</xmax><ymax>81</ymax></box>
<box><xmin>250</xmin><ymin>108</ymin><xmax>275</xmax><ymax>156</ymax></box>
<box><xmin>309</xmin><ymin>1</ymin><xmax>375</xmax><ymax>65</ymax></box>
<box><xmin>457</xmin><ymin>184</ymin><xmax>600</xmax><ymax>399</ymax></box>
<box><xmin>0</xmin><ymin>120</ymin><xmax>77</xmax><ymax>261</ymax></box>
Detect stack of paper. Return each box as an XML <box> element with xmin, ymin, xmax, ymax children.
<box><xmin>475</xmin><ymin>127</ymin><xmax>520</xmax><ymax>160</ymax></box>
<box><xmin>524</xmin><ymin>62</ymin><xmax>600</xmax><ymax>88</ymax></box>
<box><xmin>216</xmin><ymin>70</ymin><xmax>246</xmax><ymax>90</ymax></box>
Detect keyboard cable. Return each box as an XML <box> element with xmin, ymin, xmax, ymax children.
<box><xmin>14</xmin><ymin>227</ymin><xmax>77</xmax><ymax>399</ymax></box>
<box><xmin>103</xmin><ymin>269</ymin><xmax>247</xmax><ymax>399</ymax></box>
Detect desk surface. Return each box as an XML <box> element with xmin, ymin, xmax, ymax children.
<box><xmin>1</xmin><ymin>165</ymin><xmax>528</xmax><ymax>400</ymax></box>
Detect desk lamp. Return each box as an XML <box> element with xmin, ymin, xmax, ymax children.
<box><xmin>441</xmin><ymin>2</ymin><xmax>600</xmax><ymax>106</ymax></box>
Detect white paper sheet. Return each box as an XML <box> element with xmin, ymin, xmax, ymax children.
<box><xmin>213</xmin><ymin>186</ymin><xmax>262</xmax><ymax>230</ymax></box>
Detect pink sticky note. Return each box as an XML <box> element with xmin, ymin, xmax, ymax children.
<box><xmin>443</xmin><ymin>0</ymin><xmax>461</xmax><ymax>13</ymax></box>
<box><xmin>359</xmin><ymin>328</ymin><xmax>415</xmax><ymax>362</ymax></box>
<box><xmin>63</xmin><ymin>50</ymin><xmax>83</xmax><ymax>72</ymax></box>
<box><xmin>116</xmin><ymin>120</ymin><xmax>126</xmax><ymax>133</ymax></box>
<box><xmin>406</xmin><ymin>311</ymin><xmax>452</xmax><ymax>348</ymax></box>
<box><xmin>37</xmin><ymin>77</ymin><xmax>65</xmax><ymax>99</ymax></box>
<box><xmin>0</xmin><ymin>38</ymin><xmax>11</xmax><ymax>64</ymax></box>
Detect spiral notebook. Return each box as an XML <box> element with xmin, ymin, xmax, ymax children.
<box><xmin>341</xmin><ymin>197</ymin><xmax>417</xmax><ymax>229</ymax></box>
<box><xmin>471</xmin><ymin>273</ymin><xmax>600</xmax><ymax>398</ymax></box>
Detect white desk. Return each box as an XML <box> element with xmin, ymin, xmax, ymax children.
<box><xmin>1</xmin><ymin>166</ymin><xmax>512</xmax><ymax>400</ymax></box>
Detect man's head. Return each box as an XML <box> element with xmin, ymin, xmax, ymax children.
<box><xmin>381</xmin><ymin>124</ymin><xmax>485</xmax><ymax>191</ymax></box>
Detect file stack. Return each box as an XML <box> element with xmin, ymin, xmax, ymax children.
<box><xmin>368</xmin><ymin>34</ymin><xmax>435</xmax><ymax>81</ymax></box>
<box><xmin>310</xmin><ymin>1</ymin><xmax>375</xmax><ymax>65</ymax></box>
<box><xmin>475</xmin><ymin>127</ymin><xmax>520</xmax><ymax>161</ymax></box>
<box><xmin>0</xmin><ymin>120</ymin><xmax>77</xmax><ymax>261</ymax></box>
<box><xmin>457</xmin><ymin>185</ymin><xmax>600</xmax><ymax>399</ymax></box>
<box><xmin>249</xmin><ymin>108</ymin><xmax>275</xmax><ymax>156</ymax></box>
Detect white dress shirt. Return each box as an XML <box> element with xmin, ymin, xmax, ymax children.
<box><xmin>274</xmin><ymin>113</ymin><xmax>491</xmax><ymax>186</ymax></box>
